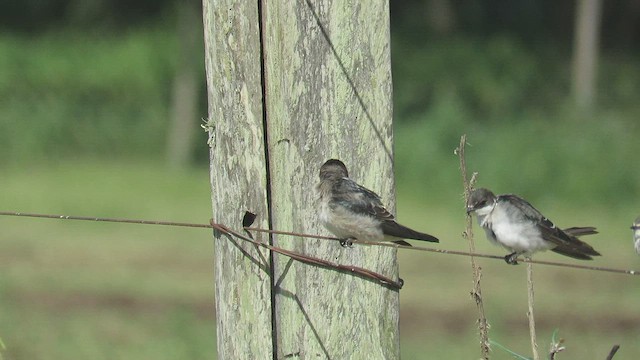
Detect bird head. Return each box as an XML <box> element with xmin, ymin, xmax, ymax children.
<box><xmin>319</xmin><ymin>159</ymin><xmax>349</xmax><ymax>181</ymax></box>
<box><xmin>466</xmin><ymin>188</ymin><xmax>496</xmax><ymax>215</ymax></box>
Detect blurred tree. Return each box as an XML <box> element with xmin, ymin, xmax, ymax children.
<box><xmin>606</xmin><ymin>0</ymin><xmax>640</xmax><ymax>49</ymax></box>
<box><xmin>0</xmin><ymin>0</ymin><xmax>172</xmax><ymax>32</ymax></box>
<box><xmin>166</xmin><ymin>0</ymin><xmax>203</xmax><ymax>168</ymax></box>
<box><xmin>572</xmin><ymin>0</ymin><xmax>603</xmax><ymax>110</ymax></box>
<box><xmin>425</xmin><ymin>0</ymin><xmax>456</xmax><ymax>34</ymax></box>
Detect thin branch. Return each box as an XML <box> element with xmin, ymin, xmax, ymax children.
<box><xmin>456</xmin><ymin>134</ymin><xmax>490</xmax><ymax>359</ymax></box>
<box><xmin>526</xmin><ymin>262</ymin><xmax>540</xmax><ymax>360</ymax></box>
<box><xmin>548</xmin><ymin>329</ymin><xmax>565</xmax><ymax>360</ymax></box>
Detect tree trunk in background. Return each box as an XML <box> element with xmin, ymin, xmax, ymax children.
<box><xmin>167</xmin><ymin>0</ymin><xmax>201</xmax><ymax>168</ymax></box>
<box><xmin>426</xmin><ymin>0</ymin><xmax>456</xmax><ymax>34</ymax></box>
<box><xmin>572</xmin><ymin>0</ymin><xmax>603</xmax><ymax>110</ymax></box>
<box><xmin>203</xmin><ymin>0</ymin><xmax>399</xmax><ymax>358</ymax></box>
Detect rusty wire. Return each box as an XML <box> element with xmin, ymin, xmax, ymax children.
<box><xmin>0</xmin><ymin>211</ymin><xmax>638</xmax><ymax>277</ymax></box>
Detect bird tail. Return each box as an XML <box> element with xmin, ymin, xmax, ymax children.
<box><xmin>551</xmin><ymin>246</ymin><xmax>596</xmax><ymax>260</ymax></box>
<box><xmin>563</xmin><ymin>226</ymin><xmax>598</xmax><ymax>236</ymax></box>
<box><xmin>381</xmin><ymin>221</ymin><xmax>439</xmax><ymax>243</ymax></box>
<box><xmin>552</xmin><ymin>227</ymin><xmax>601</xmax><ymax>259</ymax></box>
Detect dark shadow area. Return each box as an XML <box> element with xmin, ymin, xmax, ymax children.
<box><xmin>277</xmin><ymin>288</ymin><xmax>332</xmax><ymax>360</ymax></box>
<box><xmin>304</xmin><ymin>0</ymin><xmax>394</xmax><ymax>163</ymax></box>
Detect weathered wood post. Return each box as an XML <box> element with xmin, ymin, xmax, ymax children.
<box><xmin>203</xmin><ymin>1</ymin><xmax>274</xmax><ymax>358</ymax></box>
<box><xmin>203</xmin><ymin>1</ymin><xmax>398</xmax><ymax>358</ymax></box>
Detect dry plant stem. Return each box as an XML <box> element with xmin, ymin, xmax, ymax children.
<box><xmin>457</xmin><ymin>135</ymin><xmax>490</xmax><ymax>359</ymax></box>
<box><xmin>606</xmin><ymin>344</ymin><xmax>620</xmax><ymax>360</ymax></box>
<box><xmin>527</xmin><ymin>262</ymin><xmax>540</xmax><ymax>360</ymax></box>
<box><xmin>548</xmin><ymin>338</ymin><xmax>565</xmax><ymax>360</ymax></box>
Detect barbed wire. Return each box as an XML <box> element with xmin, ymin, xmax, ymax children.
<box><xmin>0</xmin><ymin>211</ymin><xmax>638</xmax><ymax>276</ymax></box>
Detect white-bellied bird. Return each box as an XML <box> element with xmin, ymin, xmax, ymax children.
<box><xmin>631</xmin><ymin>216</ymin><xmax>640</xmax><ymax>255</ymax></box>
<box><xmin>466</xmin><ymin>188</ymin><xmax>600</xmax><ymax>264</ymax></box>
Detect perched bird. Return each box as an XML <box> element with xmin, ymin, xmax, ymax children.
<box><xmin>466</xmin><ymin>188</ymin><xmax>600</xmax><ymax>264</ymax></box>
<box><xmin>631</xmin><ymin>216</ymin><xmax>640</xmax><ymax>255</ymax></box>
<box><xmin>316</xmin><ymin>159</ymin><xmax>439</xmax><ymax>247</ymax></box>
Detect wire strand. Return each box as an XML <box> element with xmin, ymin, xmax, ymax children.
<box><xmin>1</xmin><ymin>211</ymin><xmax>638</xmax><ymax>276</ymax></box>
<box><xmin>210</xmin><ymin>221</ymin><xmax>403</xmax><ymax>289</ymax></box>
<box><xmin>244</xmin><ymin>227</ymin><xmax>639</xmax><ymax>276</ymax></box>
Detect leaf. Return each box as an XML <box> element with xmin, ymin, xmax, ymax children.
<box><xmin>489</xmin><ymin>339</ymin><xmax>532</xmax><ymax>360</ymax></box>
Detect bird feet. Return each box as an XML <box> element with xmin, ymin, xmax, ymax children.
<box><xmin>504</xmin><ymin>252</ymin><xmax>520</xmax><ymax>265</ymax></box>
<box><xmin>339</xmin><ymin>237</ymin><xmax>355</xmax><ymax>248</ymax></box>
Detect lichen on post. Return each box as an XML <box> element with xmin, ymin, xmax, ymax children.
<box><xmin>203</xmin><ymin>0</ymin><xmax>399</xmax><ymax>358</ymax></box>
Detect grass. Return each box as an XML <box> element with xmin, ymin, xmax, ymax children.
<box><xmin>1</xmin><ymin>160</ymin><xmax>639</xmax><ymax>359</ymax></box>
<box><xmin>0</xmin><ymin>160</ymin><xmax>215</xmax><ymax>359</ymax></box>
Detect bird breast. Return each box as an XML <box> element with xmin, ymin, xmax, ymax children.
<box><xmin>486</xmin><ymin>205</ymin><xmax>552</xmax><ymax>253</ymax></box>
<box><xmin>319</xmin><ymin>202</ymin><xmax>384</xmax><ymax>241</ymax></box>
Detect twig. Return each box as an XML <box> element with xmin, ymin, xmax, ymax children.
<box><xmin>605</xmin><ymin>344</ymin><xmax>620</xmax><ymax>360</ymax></box>
<box><xmin>456</xmin><ymin>135</ymin><xmax>490</xmax><ymax>359</ymax></box>
<box><xmin>526</xmin><ymin>262</ymin><xmax>540</xmax><ymax>360</ymax></box>
<box><xmin>548</xmin><ymin>329</ymin><xmax>565</xmax><ymax>359</ymax></box>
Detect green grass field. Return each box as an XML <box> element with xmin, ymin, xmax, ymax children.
<box><xmin>1</xmin><ymin>160</ymin><xmax>638</xmax><ymax>359</ymax></box>
<box><xmin>0</xmin><ymin>161</ymin><xmax>215</xmax><ymax>359</ymax></box>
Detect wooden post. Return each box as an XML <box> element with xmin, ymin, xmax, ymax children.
<box><xmin>203</xmin><ymin>0</ymin><xmax>398</xmax><ymax>358</ymax></box>
<box><xmin>203</xmin><ymin>0</ymin><xmax>274</xmax><ymax>358</ymax></box>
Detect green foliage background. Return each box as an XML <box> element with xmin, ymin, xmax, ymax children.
<box><xmin>0</xmin><ymin>29</ymin><xmax>179</xmax><ymax>161</ymax></box>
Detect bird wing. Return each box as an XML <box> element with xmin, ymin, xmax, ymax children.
<box><xmin>332</xmin><ymin>178</ymin><xmax>394</xmax><ymax>221</ymax></box>
<box><xmin>332</xmin><ymin>178</ymin><xmax>439</xmax><ymax>243</ymax></box>
<box><xmin>498</xmin><ymin>194</ymin><xmax>546</xmax><ymax>222</ymax></box>
<box><xmin>499</xmin><ymin>194</ymin><xmax>600</xmax><ymax>257</ymax></box>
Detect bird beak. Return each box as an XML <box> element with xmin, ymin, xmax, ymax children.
<box><xmin>466</xmin><ymin>205</ymin><xmax>474</xmax><ymax>214</ymax></box>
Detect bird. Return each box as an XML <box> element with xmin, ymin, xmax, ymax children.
<box><xmin>631</xmin><ymin>216</ymin><xmax>640</xmax><ymax>255</ymax></box>
<box><xmin>316</xmin><ymin>159</ymin><xmax>439</xmax><ymax>247</ymax></box>
<box><xmin>466</xmin><ymin>187</ymin><xmax>600</xmax><ymax>265</ymax></box>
